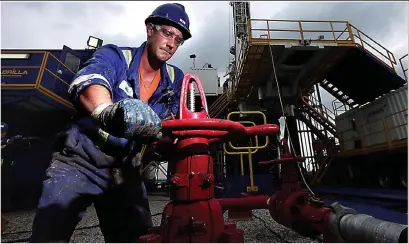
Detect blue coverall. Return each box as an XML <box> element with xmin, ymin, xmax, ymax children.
<box><xmin>30</xmin><ymin>41</ymin><xmax>184</xmax><ymax>242</ymax></box>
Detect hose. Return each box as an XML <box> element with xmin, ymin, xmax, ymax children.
<box><xmin>339</xmin><ymin>214</ymin><xmax>407</xmax><ymax>243</ymax></box>
<box><xmin>329</xmin><ymin>202</ymin><xmax>408</xmax><ymax>243</ymax></box>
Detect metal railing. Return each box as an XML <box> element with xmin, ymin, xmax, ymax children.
<box><xmin>302</xmin><ymin>95</ymin><xmax>336</xmax><ymax>125</ymax></box>
<box><xmin>332</xmin><ymin>100</ymin><xmax>349</xmax><ymax>117</ymax></box>
<box><xmin>338</xmin><ymin>109</ymin><xmax>408</xmax><ymax>153</ymax></box>
<box><xmin>247</xmin><ymin>19</ymin><xmax>397</xmax><ymax>70</ymax></box>
<box><xmin>229</xmin><ymin>38</ymin><xmax>250</xmax><ymax>101</ymax></box>
<box><xmin>223</xmin><ymin>111</ymin><xmax>270</xmax><ymax>192</ymax></box>
<box><xmin>227</xmin><ymin>19</ymin><xmax>399</xmax><ymax>104</ymax></box>
<box><xmin>399</xmin><ymin>54</ymin><xmax>408</xmax><ymax>82</ymax></box>
<box><xmin>209</xmin><ymin>92</ymin><xmax>228</xmax><ymax>118</ymax></box>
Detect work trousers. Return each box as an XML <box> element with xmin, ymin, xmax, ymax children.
<box><xmin>29</xmin><ymin>154</ymin><xmax>153</xmax><ymax>243</ymax></box>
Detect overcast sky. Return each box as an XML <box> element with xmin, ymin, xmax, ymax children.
<box><xmin>1</xmin><ymin>1</ymin><xmax>407</xmax><ymax>167</ymax></box>
<box><xmin>1</xmin><ymin>1</ymin><xmax>408</xmax><ymax>106</ymax></box>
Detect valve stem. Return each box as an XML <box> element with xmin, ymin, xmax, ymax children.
<box><xmin>189</xmin><ymin>82</ymin><xmax>195</xmax><ymax>112</ymax></box>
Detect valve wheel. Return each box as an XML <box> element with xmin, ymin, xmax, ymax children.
<box><xmin>162</xmin><ymin>118</ymin><xmax>280</xmax><ymax>139</ymax></box>
<box><xmin>162</xmin><ymin>73</ymin><xmax>280</xmax><ymax>140</ymax></box>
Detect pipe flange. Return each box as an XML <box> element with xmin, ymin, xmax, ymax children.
<box><xmin>329</xmin><ymin>201</ymin><xmax>357</xmax><ymax>242</ymax></box>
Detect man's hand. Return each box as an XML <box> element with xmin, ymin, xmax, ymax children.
<box><xmin>92</xmin><ymin>98</ymin><xmax>162</xmax><ymax>140</ymax></box>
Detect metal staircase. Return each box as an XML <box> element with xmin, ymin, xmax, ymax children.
<box><xmin>296</xmin><ymin>111</ymin><xmax>330</xmax><ymax>141</ymax></box>
<box><xmin>220</xmin><ymin>2</ymin><xmax>407</xmax><ymax>189</ymax></box>
<box><xmin>300</xmin><ymin>105</ymin><xmax>337</xmax><ymax>137</ymax></box>
<box><xmin>209</xmin><ymin>92</ymin><xmax>229</xmax><ymax>118</ymax></box>
<box><xmin>320</xmin><ymin>80</ymin><xmax>357</xmax><ymax>108</ymax></box>
<box><xmin>299</xmin><ymin>94</ymin><xmax>338</xmax><ymax>137</ymax></box>
<box><xmin>311</xmin><ymin>148</ymin><xmax>336</xmax><ymax>185</ymax></box>
<box><xmin>295</xmin><ymin>87</ymin><xmax>341</xmax><ymax>185</ymax></box>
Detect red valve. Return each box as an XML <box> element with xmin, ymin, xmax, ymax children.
<box><xmin>179</xmin><ymin>73</ymin><xmax>209</xmax><ymax>119</ymax></box>
<box><xmin>163</xmin><ymin>119</ymin><xmax>280</xmax><ymax>139</ymax></box>
<box><xmin>140</xmin><ymin>73</ymin><xmax>281</xmax><ymax>243</ymax></box>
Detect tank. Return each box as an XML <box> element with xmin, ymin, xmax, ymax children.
<box><xmin>335</xmin><ymin>84</ymin><xmax>408</xmax><ymax>152</ymax></box>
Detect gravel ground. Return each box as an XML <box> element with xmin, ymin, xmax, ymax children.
<box><xmin>1</xmin><ymin>195</ymin><xmax>319</xmax><ymax>243</ymax></box>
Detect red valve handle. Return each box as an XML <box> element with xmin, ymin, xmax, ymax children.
<box><xmin>258</xmin><ymin>138</ymin><xmax>305</xmax><ymax>165</ymax></box>
<box><xmin>162</xmin><ymin>119</ymin><xmax>280</xmax><ymax>138</ymax></box>
<box><xmin>179</xmin><ymin>73</ymin><xmax>209</xmax><ymax>120</ymax></box>
<box><xmin>161</xmin><ymin>73</ymin><xmax>280</xmax><ymax>140</ymax></box>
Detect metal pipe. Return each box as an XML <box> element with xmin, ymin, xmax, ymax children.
<box><xmin>217</xmin><ymin>195</ymin><xmax>270</xmax><ymax>210</ymax></box>
<box><xmin>338</xmin><ymin>214</ymin><xmax>408</xmax><ymax>243</ymax></box>
<box><xmin>247</xmin><ymin>148</ymin><xmax>255</xmax><ymax>191</ymax></box>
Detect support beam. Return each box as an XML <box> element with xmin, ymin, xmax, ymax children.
<box><xmin>284</xmin><ymin>105</ymin><xmax>302</xmax><ymax>156</ymax></box>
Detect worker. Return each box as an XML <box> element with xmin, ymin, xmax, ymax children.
<box><xmin>30</xmin><ymin>3</ymin><xmax>191</xmax><ymax>242</ymax></box>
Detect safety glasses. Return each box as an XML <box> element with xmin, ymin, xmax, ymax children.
<box><xmin>153</xmin><ymin>24</ymin><xmax>184</xmax><ymax>46</ymax></box>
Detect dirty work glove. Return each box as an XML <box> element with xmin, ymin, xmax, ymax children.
<box><xmin>91</xmin><ymin>98</ymin><xmax>162</xmax><ymax>140</ymax></box>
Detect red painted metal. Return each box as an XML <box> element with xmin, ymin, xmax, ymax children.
<box><xmin>260</xmin><ymin>138</ymin><xmax>338</xmax><ymax>242</ymax></box>
<box><xmin>138</xmin><ymin>73</ymin><xmax>280</xmax><ymax>243</ymax></box>
<box><xmin>214</xmin><ymin>138</ymin><xmax>339</xmax><ymax>241</ymax></box>
<box><xmin>163</xmin><ymin>119</ymin><xmax>279</xmax><ymax>138</ymax></box>
<box><xmin>140</xmin><ymin>73</ymin><xmax>342</xmax><ymax>242</ymax></box>
<box><xmin>179</xmin><ymin>73</ymin><xmax>208</xmax><ymax>120</ymax></box>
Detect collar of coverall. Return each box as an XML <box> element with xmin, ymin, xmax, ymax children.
<box><xmin>125</xmin><ymin>41</ymin><xmax>175</xmax><ymax>92</ymax></box>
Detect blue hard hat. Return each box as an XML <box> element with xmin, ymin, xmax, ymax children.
<box><xmin>145</xmin><ymin>3</ymin><xmax>192</xmax><ymax>40</ymax></box>
<box><xmin>1</xmin><ymin>122</ymin><xmax>8</xmax><ymax>132</ymax></box>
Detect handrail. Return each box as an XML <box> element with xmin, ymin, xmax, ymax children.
<box><xmin>338</xmin><ymin>109</ymin><xmax>407</xmax><ymax>151</ymax></box>
<box><xmin>399</xmin><ymin>54</ymin><xmax>408</xmax><ymax>82</ymax></box>
<box><xmin>231</xmin><ymin>37</ymin><xmax>250</xmax><ymax>100</ymax></box>
<box><xmin>332</xmin><ymin>100</ymin><xmax>348</xmax><ymax>117</ymax></box>
<box><xmin>229</xmin><ymin>19</ymin><xmax>398</xmax><ymax>102</ymax></box>
<box><xmin>226</xmin><ymin>111</ymin><xmax>269</xmax><ymax>150</ymax></box>
<box><xmin>302</xmin><ymin>95</ymin><xmax>336</xmax><ymax>123</ymax></box>
<box><xmin>250</xmin><ymin>18</ymin><xmax>349</xmax><ymax>23</ymax></box>
<box><xmin>247</xmin><ymin>19</ymin><xmax>397</xmax><ymax>70</ymax></box>
<box><xmin>209</xmin><ymin>93</ymin><xmax>228</xmax><ymax>117</ymax></box>
<box><xmin>353</xmin><ymin>34</ymin><xmax>391</xmax><ymax>66</ymax></box>
<box><xmin>223</xmin><ymin>121</ymin><xmax>260</xmax><ymax>155</ymax></box>
<box><xmin>349</xmin><ymin>24</ymin><xmax>396</xmax><ymax>65</ymax></box>
<box><xmin>223</xmin><ymin>120</ymin><xmax>260</xmax><ymax>192</ymax></box>
<box><xmin>335</xmin><ymin>26</ymin><xmax>349</xmax><ymax>40</ymax></box>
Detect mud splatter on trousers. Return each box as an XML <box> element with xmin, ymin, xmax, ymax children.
<box><xmin>29</xmin><ymin>152</ymin><xmax>153</xmax><ymax>243</ymax></box>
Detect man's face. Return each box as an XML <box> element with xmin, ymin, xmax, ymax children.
<box><xmin>147</xmin><ymin>23</ymin><xmax>184</xmax><ymax>62</ymax></box>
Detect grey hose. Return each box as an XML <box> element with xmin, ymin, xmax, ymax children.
<box><xmin>329</xmin><ymin>202</ymin><xmax>408</xmax><ymax>243</ymax></box>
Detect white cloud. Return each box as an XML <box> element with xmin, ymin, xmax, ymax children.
<box><xmin>1</xmin><ymin>1</ymin><xmax>407</xmax><ymax>171</ymax></box>
<box><xmin>1</xmin><ymin>1</ymin><xmax>407</xmax><ymax>79</ymax></box>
